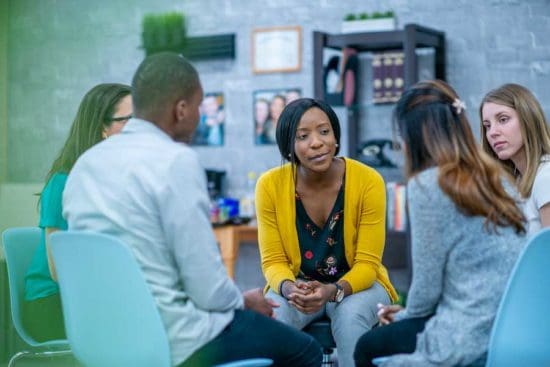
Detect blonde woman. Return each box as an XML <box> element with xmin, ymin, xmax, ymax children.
<box><xmin>480</xmin><ymin>83</ymin><xmax>550</xmax><ymax>236</ymax></box>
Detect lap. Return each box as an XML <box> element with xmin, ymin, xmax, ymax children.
<box><xmin>179</xmin><ymin>309</ymin><xmax>322</xmax><ymax>367</ymax></box>
<box><xmin>23</xmin><ymin>292</ymin><xmax>66</xmax><ymax>342</ymax></box>
<box><xmin>267</xmin><ymin>281</ymin><xmax>390</xmax><ymax>330</ymax></box>
<box><xmin>354</xmin><ymin>315</ymin><xmax>431</xmax><ymax>367</ymax></box>
<box><xmin>327</xmin><ymin>281</ymin><xmax>390</xmax><ymax>325</ymax></box>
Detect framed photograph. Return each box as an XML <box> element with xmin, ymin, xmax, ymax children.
<box><xmin>252</xmin><ymin>26</ymin><xmax>302</xmax><ymax>74</ymax></box>
<box><xmin>253</xmin><ymin>88</ymin><xmax>302</xmax><ymax>145</ymax></box>
<box><xmin>191</xmin><ymin>92</ymin><xmax>225</xmax><ymax>146</ymax></box>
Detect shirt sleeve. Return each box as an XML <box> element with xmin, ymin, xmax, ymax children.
<box><xmin>401</xmin><ymin>174</ymin><xmax>448</xmax><ymax>318</ymax></box>
<box><xmin>532</xmin><ymin>163</ymin><xmax>550</xmax><ymax>210</ymax></box>
<box><xmin>39</xmin><ymin>173</ymin><xmax>68</xmax><ymax>230</ymax></box>
<box><xmin>255</xmin><ymin>173</ymin><xmax>296</xmax><ymax>293</ymax></box>
<box><xmin>158</xmin><ymin>150</ymin><xmax>243</xmax><ymax>311</ymax></box>
<box><xmin>340</xmin><ymin>168</ymin><xmax>386</xmax><ymax>293</ymax></box>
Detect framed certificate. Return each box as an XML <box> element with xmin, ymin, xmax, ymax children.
<box><xmin>252</xmin><ymin>26</ymin><xmax>302</xmax><ymax>74</ymax></box>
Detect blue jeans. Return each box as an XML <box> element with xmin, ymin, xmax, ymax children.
<box><xmin>267</xmin><ymin>281</ymin><xmax>390</xmax><ymax>367</ymax></box>
<box><xmin>178</xmin><ymin>309</ymin><xmax>322</xmax><ymax>367</ymax></box>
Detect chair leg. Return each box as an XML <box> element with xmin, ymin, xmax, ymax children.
<box><xmin>321</xmin><ymin>348</ymin><xmax>334</xmax><ymax>367</ymax></box>
<box><xmin>8</xmin><ymin>349</ymin><xmax>73</xmax><ymax>367</ymax></box>
<box><xmin>8</xmin><ymin>350</ymin><xmax>32</xmax><ymax>367</ymax></box>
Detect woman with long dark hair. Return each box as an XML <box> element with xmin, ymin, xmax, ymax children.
<box><xmin>24</xmin><ymin>83</ymin><xmax>132</xmax><ymax>341</ymax></box>
<box><xmin>354</xmin><ymin>80</ymin><xmax>526</xmax><ymax>367</ymax></box>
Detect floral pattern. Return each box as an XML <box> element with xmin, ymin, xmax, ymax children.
<box><xmin>295</xmin><ymin>185</ymin><xmax>349</xmax><ymax>282</ymax></box>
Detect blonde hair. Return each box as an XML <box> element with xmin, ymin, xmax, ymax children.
<box><xmin>396</xmin><ymin>80</ymin><xmax>525</xmax><ymax>234</ymax></box>
<box><xmin>480</xmin><ymin>83</ymin><xmax>550</xmax><ymax>197</ymax></box>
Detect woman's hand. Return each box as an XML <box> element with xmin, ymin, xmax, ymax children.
<box><xmin>288</xmin><ymin>281</ymin><xmax>335</xmax><ymax>314</ymax></box>
<box><xmin>281</xmin><ymin>279</ymin><xmax>312</xmax><ymax>299</ymax></box>
<box><xmin>377</xmin><ymin>303</ymin><xmax>404</xmax><ymax>325</ymax></box>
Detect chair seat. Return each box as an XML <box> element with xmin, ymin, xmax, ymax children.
<box><xmin>303</xmin><ymin>319</ymin><xmax>335</xmax><ymax>349</ymax></box>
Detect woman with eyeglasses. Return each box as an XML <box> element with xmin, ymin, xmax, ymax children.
<box><xmin>23</xmin><ymin>83</ymin><xmax>132</xmax><ymax>341</ymax></box>
<box><xmin>353</xmin><ymin>80</ymin><xmax>526</xmax><ymax>367</ymax></box>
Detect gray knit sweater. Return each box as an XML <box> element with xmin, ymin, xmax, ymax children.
<box><xmin>384</xmin><ymin>168</ymin><xmax>526</xmax><ymax>367</ymax></box>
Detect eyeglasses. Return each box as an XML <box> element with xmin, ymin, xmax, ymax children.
<box><xmin>108</xmin><ymin>114</ymin><xmax>133</xmax><ymax>123</ymax></box>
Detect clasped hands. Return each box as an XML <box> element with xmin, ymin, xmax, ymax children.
<box><xmin>281</xmin><ymin>280</ymin><xmax>337</xmax><ymax>314</ymax></box>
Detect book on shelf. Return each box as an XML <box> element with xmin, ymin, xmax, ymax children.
<box><xmin>391</xmin><ymin>51</ymin><xmax>405</xmax><ymax>101</ymax></box>
<box><xmin>372</xmin><ymin>53</ymin><xmax>384</xmax><ymax>103</ymax></box>
<box><xmin>372</xmin><ymin>50</ymin><xmax>405</xmax><ymax>104</ymax></box>
<box><xmin>386</xmin><ymin>181</ymin><xmax>407</xmax><ymax>232</ymax></box>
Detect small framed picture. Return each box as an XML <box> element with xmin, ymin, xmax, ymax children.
<box><xmin>192</xmin><ymin>92</ymin><xmax>225</xmax><ymax>146</ymax></box>
<box><xmin>252</xmin><ymin>26</ymin><xmax>302</xmax><ymax>74</ymax></box>
<box><xmin>253</xmin><ymin>88</ymin><xmax>302</xmax><ymax>145</ymax></box>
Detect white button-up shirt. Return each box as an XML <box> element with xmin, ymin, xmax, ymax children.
<box><xmin>63</xmin><ymin>118</ymin><xmax>243</xmax><ymax>366</ymax></box>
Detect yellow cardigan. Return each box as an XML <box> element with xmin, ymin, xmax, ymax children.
<box><xmin>256</xmin><ymin>158</ymin><xmax>397</xmax><ymax>302</ymax></box>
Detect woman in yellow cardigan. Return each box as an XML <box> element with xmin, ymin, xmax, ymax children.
<box><xmin>256</xmin><ymin>98</ymin><xmax>397</xmax><ymax>367</ymax></box>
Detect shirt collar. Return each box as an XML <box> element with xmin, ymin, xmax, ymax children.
<box><xmin>121</xmin><ymin>118</ymin><xmax>174</xmax><ymax>142</ymax></box>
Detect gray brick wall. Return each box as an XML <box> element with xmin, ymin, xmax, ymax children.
<box><xmin>5</xmin><ymin>0</ymin><xmax>550</xmax><ymax>198</ymax></box>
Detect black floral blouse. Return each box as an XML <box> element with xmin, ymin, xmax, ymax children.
<box><xmin>296</xmin><ymin>185</ymin><xmax>349</xmax><ymax>283</ymax></box>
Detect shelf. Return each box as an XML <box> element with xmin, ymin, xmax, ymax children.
<box><xmin>314</xmin><ymin>23</ymin><xmax>445</xmax><ymax>102</ymax></box>
<box><xmin>313</xmin><ymin>23</ymin><xmax>446</xmax><ymax>162</ymax></box>
<box><xmin>182</xmin><ymin>33</ymin><xmax>235</xmax><ymax>60</ymax></box>
<box><xmin>312</xmin><ymin>23</ymin><xmax>446</xmax><ymax>295</ymax></box>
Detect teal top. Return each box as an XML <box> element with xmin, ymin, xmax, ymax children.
<box><xmin>24</xmin><ymin>172</ymin><xmax>68</xmax><ymax>301</ymax></box>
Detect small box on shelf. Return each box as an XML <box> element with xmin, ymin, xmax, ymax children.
<box><xmin>341</xmin><ymin>18</ymin><xmax>396</xmax><ymax>33</ymax></box>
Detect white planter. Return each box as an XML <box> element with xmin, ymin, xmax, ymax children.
<box><xmin>341</xmin><ymin>18</ymin><xmax>396</xmax><ymax>33</ymax></box>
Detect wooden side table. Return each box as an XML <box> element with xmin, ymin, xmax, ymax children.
<box><xmin>213</xmin><ymin>224</ymin><xmax>258</xmax><ymax>278</ymax></box>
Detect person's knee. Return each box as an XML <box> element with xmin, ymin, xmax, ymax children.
<box><xmin>300</xmin><ymin>334</ymin><xmax>323</xmax><ymax>367</ymax></box>
<box><xmin>354</xmin><ymin>330</ymin><xmax>380</xmax><ymax>367</ymax></box>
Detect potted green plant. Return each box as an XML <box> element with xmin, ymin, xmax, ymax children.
<box><xmin>141</xmin><ymin>12</ymin><xmax>186</xmax><ymax>56</ymax></box>
<box><xmin>341</xmin><ymin>10</ymin><xmax>396</xmax><ymax>33</ymax></box>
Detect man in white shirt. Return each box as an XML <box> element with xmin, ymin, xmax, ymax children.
<box><xmin>63</xmin><ymin>52</ymin><xmax>321</xmax><ymax>367</ymax></box>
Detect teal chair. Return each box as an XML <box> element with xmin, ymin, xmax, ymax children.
<box><xmin>50</xmin><ymin>231</ymin><xmax>272</xmax><ymax>367</ymax></box>
<box><xmin>485</xmin><ymin>227</ymin><xmax>550</xmax><ymax>367</ymax></box>
<box><xmin>2</xmin><ymin>227</ymin><xmax>71</xmax><ymax>367</ymax></box>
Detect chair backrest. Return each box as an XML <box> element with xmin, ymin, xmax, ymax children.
<box><xmin>485</xmin><ymin>227</ymin><xmax>550</xmax><ymax>367</ymax></box>
<box><xmin>50</xmin><ymin>231</ymin><xmax>171</xmax><ymax>367</ymax></box>
<box><xmin>2</xmin><ymin>227</ymin><xmax>56</xmax><ymax>346</ymax></box>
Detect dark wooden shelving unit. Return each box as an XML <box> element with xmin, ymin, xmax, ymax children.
<box><xmin>313</xmin><ymin>23</ymin><xmax>446</xmax><ymax>294</ymax></box>
<box><xmin>314</xmin><ymin>23</ymin><xmax>446</xmax><ymax>159</ymax></box>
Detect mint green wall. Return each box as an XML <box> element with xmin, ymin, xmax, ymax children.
<box><xmin>0</xmin><ymin>0</ymin><xmax>7</xmax><ymax>183</ymax></box>
<box><xmin>7</xmin><ymin>0</ymin><xmax>140</xmax><ymax>182</ymax></box>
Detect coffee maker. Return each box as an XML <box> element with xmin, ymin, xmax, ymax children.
<box><xmin>205</xmin><ymin>169</ymin><xmax>226</xmax><ymax>200</ymax></box>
